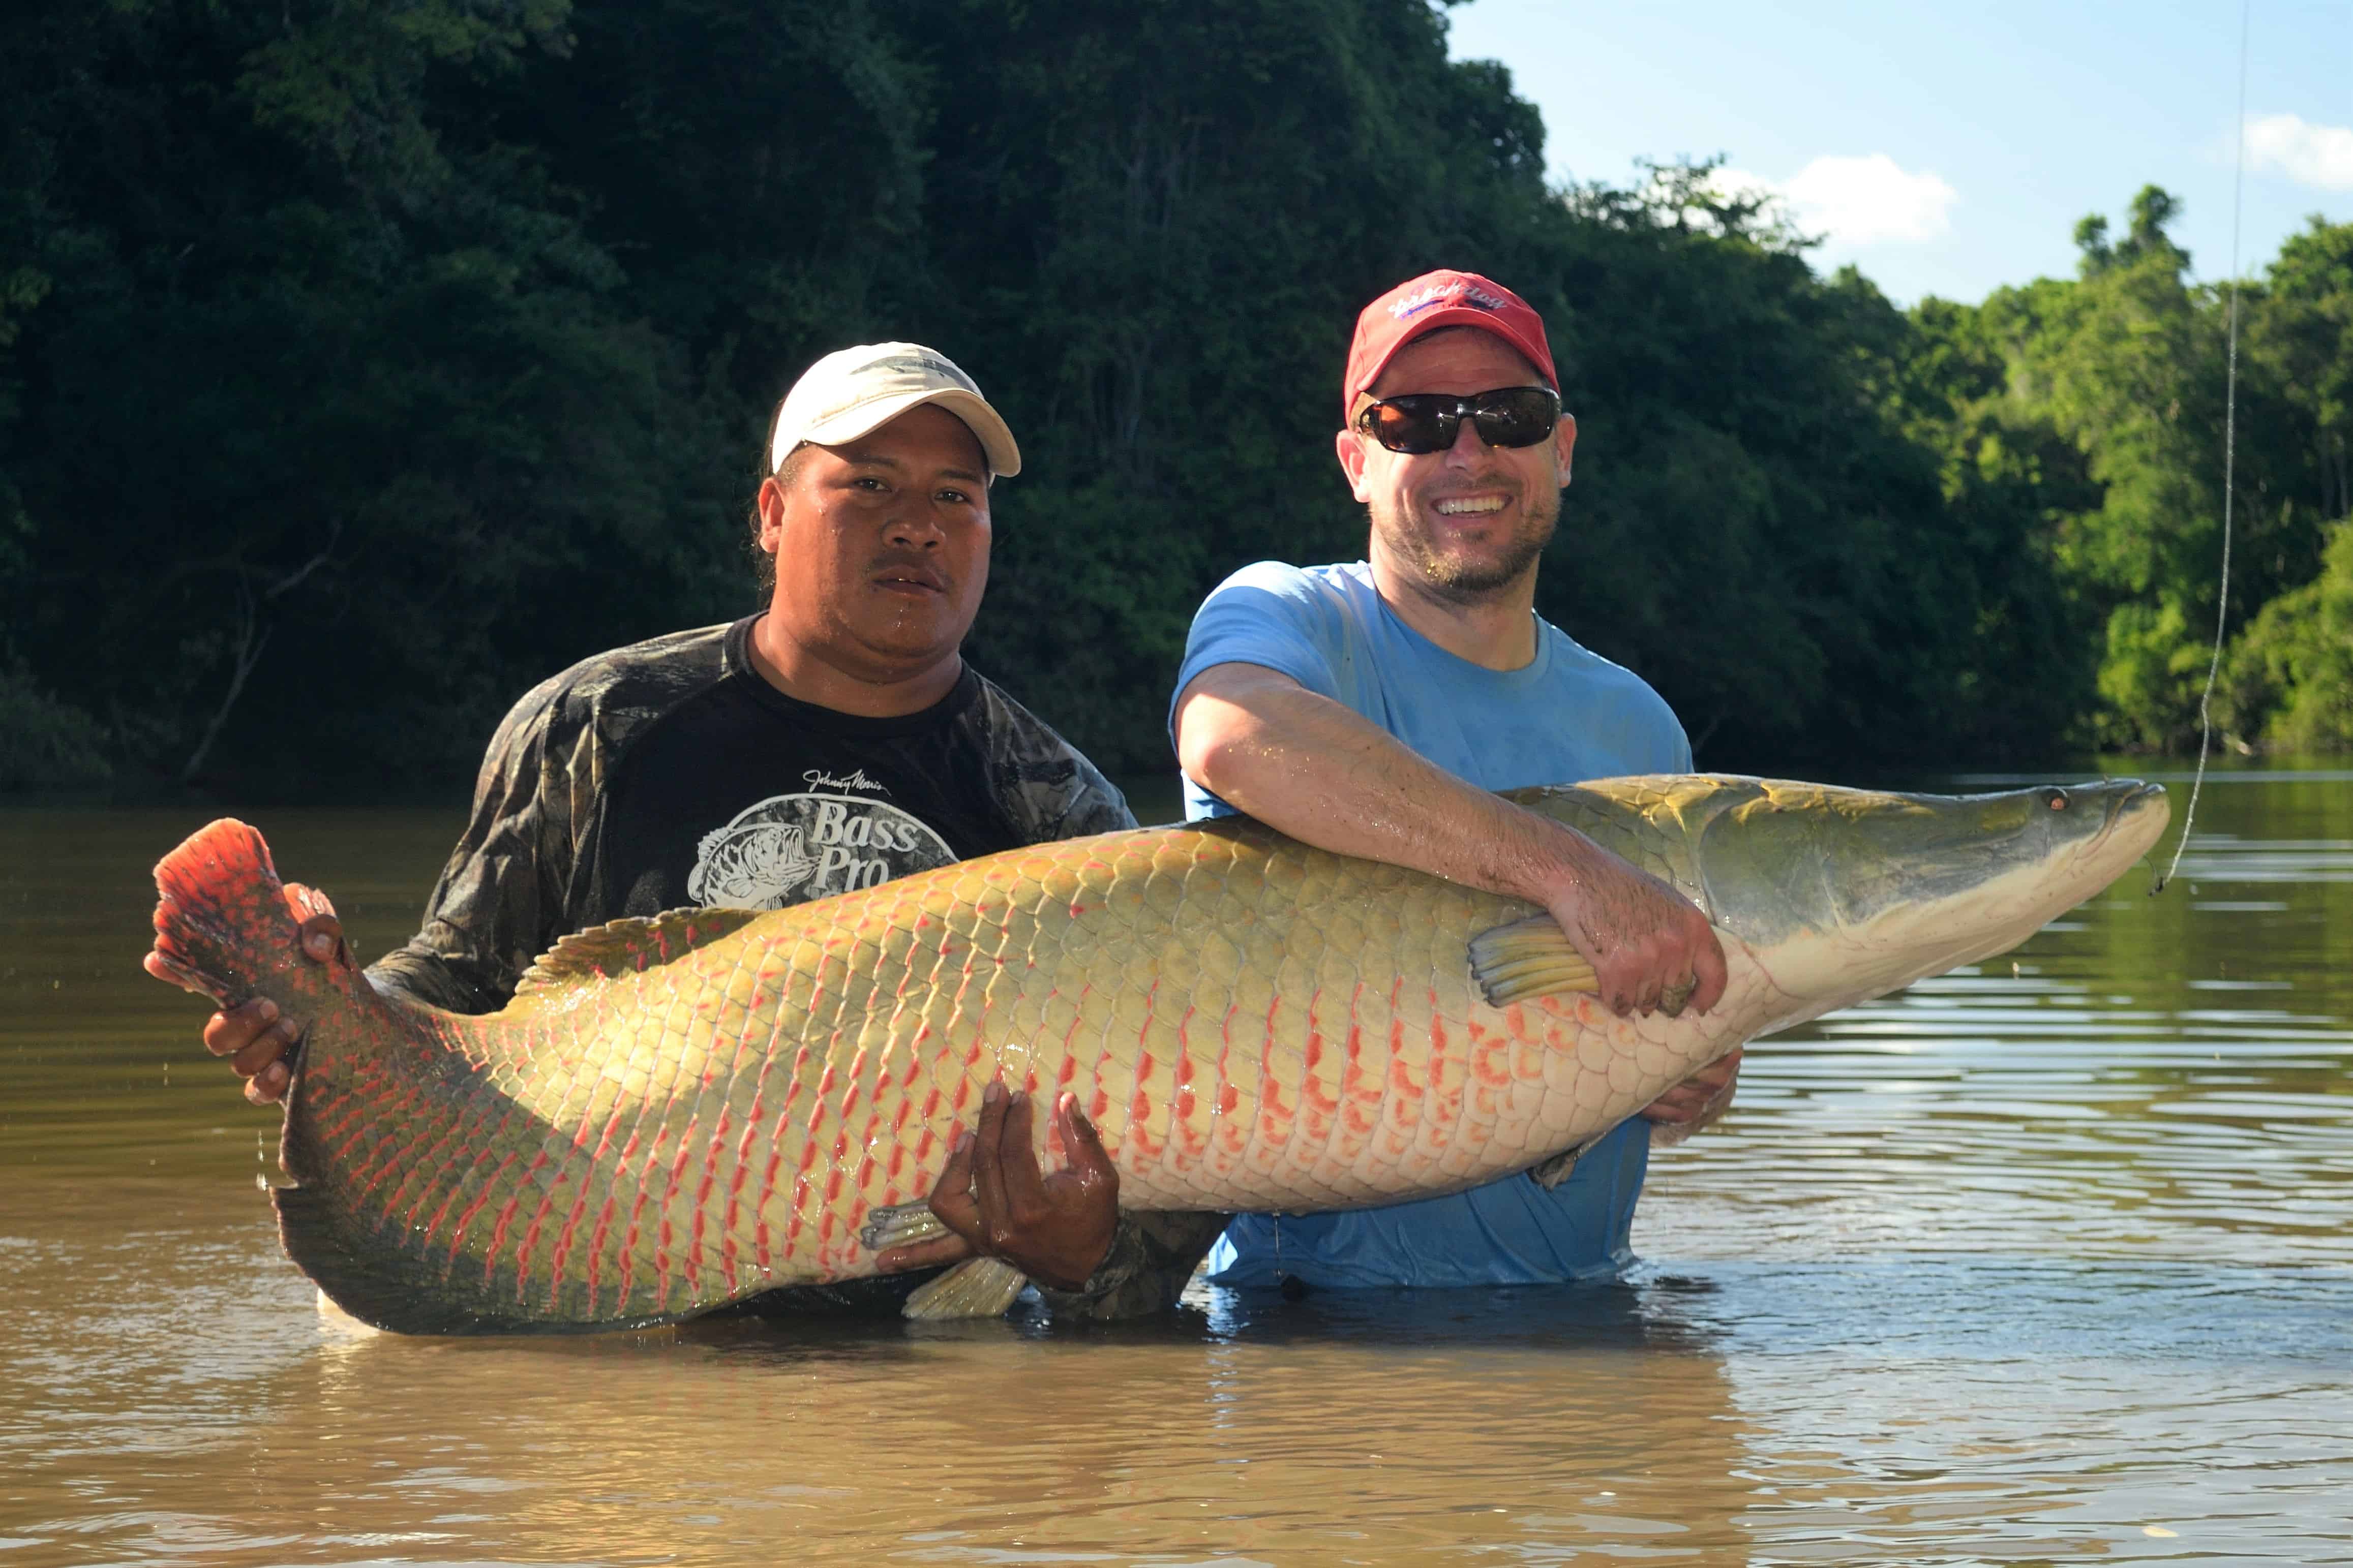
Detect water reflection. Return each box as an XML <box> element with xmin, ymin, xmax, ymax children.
<box><xmin>3</xmin><ymin>766</ymin><xmax>2350</xmax><ymax>1563</ymax></box>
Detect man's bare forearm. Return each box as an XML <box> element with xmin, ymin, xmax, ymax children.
<box><xmin>1174</xmin><ymin>661</ymin><xmax>1727</xmax><ymax>1020</ymax></box>
<box><xmin>1174</xmin><ymin>663</ymin><xmax>1616</xmax><ymax>908</ymax></box>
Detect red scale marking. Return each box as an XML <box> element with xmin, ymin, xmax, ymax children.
<box><xmin>1255</xmin><ymin>996</ymin><xmax>1293</xmax><ymax>1147</ymax></box>
<box><xmin>783</xmin><ymin>1140</ymin><xmax>821</xmax><ymax>1250</ymax></box>
<box><xmin>656</xmin><ymin>1218</ymin><xmax>675</xmax><ymax>1307</ymax></box>
<box><xmin>755</xmin><ymin>1047</ymin><xmax>812</xmax><ymax>1228</ymax></box>
<box><xmin>1127</xmin><ymin>1083</ymin><xmax>1160</xmax><ymax>1157</ymax></box>
<box><xmin>618</xmin><ymin>1121</ymin><xmax>676</xmax><ymax>1306</ymax></box>
<box><xmin>725</xmin><ymin>1088</ymin><xmax>765</xmax><ymax>1255</ymax></box>
<box><xmin>1208</xmin><ymin>1003</ymin><xmax>1244</xmax><ymax>1159</ymax></box>
<box><xmin>670</xmin><ymin>1125</ymin><xmax>707</xmax><ymax>1296</ymax></box>
<box><xmin>1469</xmin><ymin>1017</ymin><xmax>1511</xmax><ymax>1086</ymax></box>
<box><xmin>583</xmin><ymin>1192</ymin><xmax>620</xmax><ymax>1314</ymax></box>
<box><xmin>444</xmin><ymin>1150</ymin><xmax>521</xmax><ymax>1266</ymax></box>
<box><xmin>384</xmin><ymin>1108</ymin><xmax>473</xmax><ymax>1237</ymax></box>
<box><xmin>544</xmin><ymin>1184</ymin><xmax>596</xmax><ymax>1311</ymax></box>
<box><xmin>586</xmin><ymin>1099</ymin><xmax>632</xmax><ymax>1162</ymax></box>
<box><xmin>346</xmin><ymin>1074</ymin><xmax>436</xmax><ymax>1201</ymax></box>
<box><xmin>480</xmin><ymin>1193</ymin><xmax>526</xmax><ymax>1286</ymax></box>
<box><xmin>508</xmin><ymin>1164</ymin><xmax>568</xmax><ymax>1298</ymax></box>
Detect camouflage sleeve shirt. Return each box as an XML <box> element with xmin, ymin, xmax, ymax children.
<box><xmin>368</xmin><ymin>614</ymin><xmax>1224</xmax><ymax>1320</ymax></box>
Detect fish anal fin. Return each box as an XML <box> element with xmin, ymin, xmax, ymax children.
<box><xmin>860</xmin><ymin>1200</ymin><xmax>948</xmax><ymax>1253</ymax></box>
<box><xmin>514</xmin><ymin>907</ymin><xmax>765</xmax><ymax>996</ymax></box>
<box><xmin>1467</xmin><ymin>914</ymin><xmax>1598</xmax><ymax>1008</ymax></box>
<box><xmin>902</xmin><ymin>1257</ymin><xmax>1029</xmax><ymax>1321</ymax></box>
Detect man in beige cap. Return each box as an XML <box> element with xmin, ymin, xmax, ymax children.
<box><xmin>191</xmin><ymin>343</ymin><xmax>1216</xmax><ymax>1318</ymax></box>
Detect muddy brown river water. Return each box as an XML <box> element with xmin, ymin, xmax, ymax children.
<box><xmin>2</xmin><ymin>766</ymin><xmax>2348</xmax><ymax>1564</ymax></box>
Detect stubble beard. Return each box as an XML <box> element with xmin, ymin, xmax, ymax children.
<box><xmin>1371</xmin><ymin>482</ymin><xmax>1561</xmax><ymax>602</ymax></box>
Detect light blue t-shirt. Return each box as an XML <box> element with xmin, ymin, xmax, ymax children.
<box><xmin>1169</xmin><ymin>560</ymin><xmax>1693</xmax><ymax>1289</ymax></box>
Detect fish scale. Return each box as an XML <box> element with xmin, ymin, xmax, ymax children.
<box><xmin>145</xmin><ymin>773</ymin><xmax>2169</xmax><ymax>1333</ymax></box>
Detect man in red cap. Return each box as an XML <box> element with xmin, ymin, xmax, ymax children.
<box><xmin>1170</xmin><ymin>269</ymin><xmax>1741</xmax><ymax>1289</ymax></box>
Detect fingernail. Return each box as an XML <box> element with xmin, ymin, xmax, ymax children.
<box><xmin>257</xmin><ymin>999</ymin><xmax>279</xmax><ymax>1022</ymax></box>
<box><xmin>983</xmin><ymin>1081</ymin><xmax>1003</xmax><ymax>1104</ymax></box>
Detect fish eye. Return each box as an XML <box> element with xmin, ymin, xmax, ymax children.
<box><xmin>2046</xmin><ymin>790</ymin><xmax>2069</xmax><ymax>811</ymax></box>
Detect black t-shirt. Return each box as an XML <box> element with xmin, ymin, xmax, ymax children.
<box><xmin>372</xmin><ymin>614</ymin><xmax>1134</xmax><ymax>1016</ymax></box>
<box><xmin>589</xmin><ymin>630</ymin><xmax>1027</xmax><ymax>918</ymax></box>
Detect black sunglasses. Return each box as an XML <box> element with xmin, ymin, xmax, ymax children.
<box><xmin>1354</xmin><ymin>386</ymin><xmax>1562</xmax><ymax>455</ymax></box>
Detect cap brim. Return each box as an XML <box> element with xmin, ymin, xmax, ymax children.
<box><xmin>798</xmin><ymin>387</ymin><xmax>1022</xmax><ymax>478</ymax></box>
<box><xmin>1353</xmin><ymin>308</ymin><xmax>1555</xmax><ymax>404</ymax></box>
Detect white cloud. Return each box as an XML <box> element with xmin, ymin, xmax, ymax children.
<box><xmin>2244</xmin><ymin>113</ymin><xmax>2353</xmax><ymax>193</ymax></box>
<box><xmin>1707</xmin><ymin>153</ymin><xmax>1959</xmax><ymax>249</ymax></box>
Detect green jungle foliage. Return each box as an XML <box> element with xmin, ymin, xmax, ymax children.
<box><xmin>1</xmin><ymin>0</ymin><xmax>2346</xmax><ymax>795</ymax></box>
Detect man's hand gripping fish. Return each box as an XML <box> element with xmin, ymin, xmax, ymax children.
<box><xmin>145</xmin><ymin>775</ymin><xmax>2168</xmax><ymax>1334</ymax></box>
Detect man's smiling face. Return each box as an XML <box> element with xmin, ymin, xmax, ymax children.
<box><xmin>761</xmin><ymin>402</ymin><xmax>992</xmax><ymax>686</ymax></box>
<box><xmin>1337</xmin><ymin>328</ymin><xmax>1576</xmax><ymax>602</ymax></box>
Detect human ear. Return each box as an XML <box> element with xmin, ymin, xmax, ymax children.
<box><xmin>1554</xmin><ymin>413</ymin><xmax>1578</xmax><ymax>487</ymax></box>
<box><xmin>1335</xmin><ymin>427</ymin><xmax>1374</xmax><ymax>504</ymax></box>
<box><xmin>756</xmin><ymin>474</ymin><xmax>789</xmax><ymax>552</ymax></box>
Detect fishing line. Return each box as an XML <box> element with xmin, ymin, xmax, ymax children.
<box><xmin>2152</xmin><ymin>0</ymin><xmax>2250</xmax><ymax>897</ymax></box>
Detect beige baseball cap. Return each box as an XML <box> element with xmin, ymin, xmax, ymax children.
<box><xmin>768</xmin><ymin>342</ymin><xmax>1021</xmax><ymax>478</ymax></box>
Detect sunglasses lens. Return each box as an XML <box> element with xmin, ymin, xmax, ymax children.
<box><xmin>1472</xmin><ymin>388</ymin><xmax>1561</xmax><ymax>449</ymax></box>
<box><xmin>1362</xmin><ymin>396</ymin><xmax>1458</xmax><ymax>454</ymax></box>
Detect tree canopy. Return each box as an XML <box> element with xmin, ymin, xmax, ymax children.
<box><xmin>2</xmin><ymin>0</ymin><xmax>2345</xmax><ymax>795</ymax></box>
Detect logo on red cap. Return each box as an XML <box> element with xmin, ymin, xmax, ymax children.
<box><xmin>1386</xmin><ymin>279</ymin><xmax>1511</xmax><ymax>320</ymax></box>
<box><xmin>1344</xmin><ymin>269</ymin><xmax>1556</xmax><ymax>419</ymax></box>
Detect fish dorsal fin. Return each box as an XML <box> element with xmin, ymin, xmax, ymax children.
<box><xmin>1467</xmin><ymin>913</ymin><xmax>1598</xmax><ymax>1007</ymax></box>
<box><xmin>513</xmin><ymin>907</ymin><xmax>763</xmax><ymax>996</ymax></box>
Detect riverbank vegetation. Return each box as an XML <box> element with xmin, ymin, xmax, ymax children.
<box><xmin>3</xmin><ymin>0</ymin><xmax>2346</xmax><ymax>795</ymax></box>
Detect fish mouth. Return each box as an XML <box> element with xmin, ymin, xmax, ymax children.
<box><xmin>2091</xmin><ymin>780</ymin><xmax>2169</xmax><ymax>847</ymax></box>
<box><xmin>2058</xmin><ymin>779</ymin><xmax>2170</xmax><ymax>890</ymax></box>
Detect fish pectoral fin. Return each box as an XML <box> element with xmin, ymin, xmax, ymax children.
<box><xmin>859</xmin><ymin>1200</ymin><xmax>948</xmax><ymax>1252</ymax></box>
<box><xmin>513</xmin><ymin>907</ymin><xmax>765</xmax><ymax>997</ymax></box>
<box><xmin>1467</xmin><ymin>914</ymin><xmax>1599</xmax><ymax>1008</ymax></box>
<box><xmin>901</xmin><ymin>1257</ymin><xmax>1030</xmax><ymax>1321</ymax></box>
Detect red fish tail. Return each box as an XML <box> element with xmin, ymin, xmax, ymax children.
<box><xmin>148</xmin><ymin>819</ymin><xmax>335</xmax><ymax>1007</ymax></box>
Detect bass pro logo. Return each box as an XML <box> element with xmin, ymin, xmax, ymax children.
<box><xmin>686</xmin><ymin>791</ymin><xmax>955</xmax><ymax>908</ymax></box>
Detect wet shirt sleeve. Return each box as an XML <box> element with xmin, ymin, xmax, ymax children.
<box><xmin>1168</xmin><ymin>562</ymin><xmax>1347</xmax><ymax>721</ymax></box>
<box><xmin>1168</xmin><ymin>562</ymin><xmax>1350</xmax><ymax>821</ymax></box>
<box><xmin>1036</xmin><ymin>1212</ymin><xmax>1230</xmax><ymax>1322</ymax></box>
<box><xmin>973</xmin><ymin>677</ymin><xmax>1140</xmax><ymax>840</ymax></box>
<box><xmin>365</xmin><ymin>683</ymin><xmax>584</xmax><ymax>1013</ymax></box>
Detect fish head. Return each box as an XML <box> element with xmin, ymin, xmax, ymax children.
<box><xmin>1695</xmin><ymin>778</ymin><xmax>2171</xmax><ymax>1018</ymax></box>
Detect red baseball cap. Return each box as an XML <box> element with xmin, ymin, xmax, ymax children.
<box><xmin>1341</xmin><ymin>268</ymin><xmax>1557</xmax><ymax>419</ymax></box>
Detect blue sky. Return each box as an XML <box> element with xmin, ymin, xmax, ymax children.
<box><xmin>1444</xmin><ymin>0</ymin><xmax>2353</xmax><ymax>305</ymax></box>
